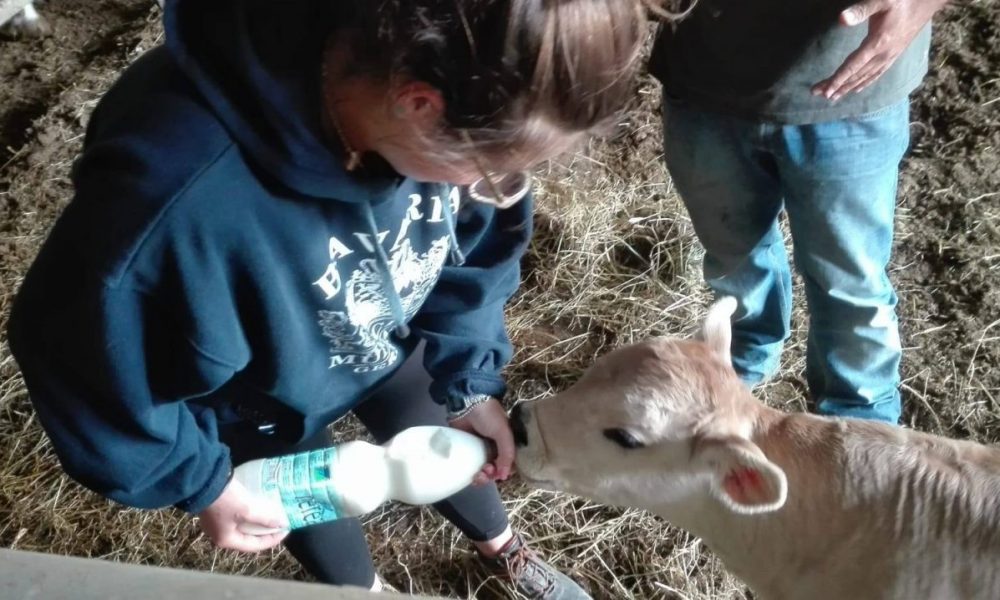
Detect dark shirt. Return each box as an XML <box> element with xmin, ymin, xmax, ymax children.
<box><xmin>650</xmin><ymin>0</ymin><xmax>931</xmax><ymax>124</ymax></box>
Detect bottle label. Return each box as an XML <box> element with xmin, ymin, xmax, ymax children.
<box><xmin>259</xmin><ymin>448</ymin><xmax>342</xmax><ymax>529</ymax></box>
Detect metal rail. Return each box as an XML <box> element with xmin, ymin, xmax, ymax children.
<box><xmin>0</xmin><ymin>549</ymin><xmax>443</xmax><ymax>600</ymax></box>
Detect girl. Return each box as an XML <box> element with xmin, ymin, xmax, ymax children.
<box><xmin>8</xmin><ymin>0</ymin><xmax>657</xmax><ymax>596</ymax></box>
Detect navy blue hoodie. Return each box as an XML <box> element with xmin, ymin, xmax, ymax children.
<box><xmin>7</xmin><ymin>0</ymin><xmax>531</xmax><ymax>514</ymax></box>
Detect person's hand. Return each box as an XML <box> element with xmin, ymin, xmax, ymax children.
<box><xmin>449</xmin><ymin>398</ymin><xmax>515</xmax><ymax>485</ymax></box>
<box><xmin>196</xmin><ymin>477</ymin><xmax>289</xmax><ymax>552</ymax></box>
<box><xmin>812</xmin><ymin>0</ymin><xmax>948</xmax><ymax>101</ymax></box>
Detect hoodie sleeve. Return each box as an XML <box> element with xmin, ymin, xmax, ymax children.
<box><xmin>8</xmin><ymin>275</ymin><xmax>239</xmax><ymax>514</ymax></box>
<box><xmin>410</xmin><ymin>195</ymin><xmax>533</xmax><ymax>413</ymax></box>
<box><xmin>5</xmin><ymin>49</ymin><xmax>246</xmax><ymax>513</ymax></box>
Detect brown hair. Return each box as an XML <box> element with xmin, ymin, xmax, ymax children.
<box><xmin>339</xmin><ymin>0</ymin><xmax>666</xmax><ymax>171</ymax></box>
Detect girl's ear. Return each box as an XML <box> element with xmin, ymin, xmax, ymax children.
<box><xmin>389</xmin><ymin>81</ymin><xmax>445</xmax><ymax>130</ymax></box>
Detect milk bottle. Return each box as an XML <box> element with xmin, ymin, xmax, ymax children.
<box><xmin>233</xmin><ymin>426</ymin><xmax>488</xmax><ymax>534</ymax></box>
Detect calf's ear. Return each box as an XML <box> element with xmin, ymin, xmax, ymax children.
<box><xmin>699</xmin><ymin>297</ymin><xmax>738</xmax><ymax>365</ymax></box>
<box><xmin>693</xmin><ymin>435</ymin><xmax>787</xmax><ymax>514</ymax></box>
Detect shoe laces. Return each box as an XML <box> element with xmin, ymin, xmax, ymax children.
<box><xmin>495</xmin><ymin>535</ymin><xmax>556</xmax><ymax>596</ymax></box>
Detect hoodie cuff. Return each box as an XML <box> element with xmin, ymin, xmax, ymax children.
<box><xmin>446</xmin><ymin>394</ymin><xmax>494</xmax><ymax>421</ymax></box>
<box><xmin>174</xmin><ymin>451</ymin><xmax>233</xmax><ymax>514</ymax></box>
<box><xmin>431</xmin><ymin>370</ymin><xmax>507</xmax><ymax>413</ymax></box>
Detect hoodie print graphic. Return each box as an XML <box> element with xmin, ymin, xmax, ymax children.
<box><xmin>314</xmin><ymin>189</ymin><xmax>459</xmax><ymax>373</ymax></box>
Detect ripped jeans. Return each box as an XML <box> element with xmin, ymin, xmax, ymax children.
<box><xmin>662</xmin><ymin>97</ymin><xmax>911</xmax><ymax>424</ymax></box>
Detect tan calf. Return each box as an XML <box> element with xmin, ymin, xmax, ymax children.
<box><xmin>513</xmin><ymin>298</ymin><xmax>1000</xmax><ymax>599</ymax></box>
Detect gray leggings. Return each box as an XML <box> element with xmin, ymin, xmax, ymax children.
<box><xmin>221</xmin><ymin>347</ymin><xmax>510</xmax><ymax>587</ymax></box>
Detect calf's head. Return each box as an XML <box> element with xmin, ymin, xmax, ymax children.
<box><xmin>513</xmin><ymin>298</ymin><xmax>787</xmax><ymax>516</ymax></box>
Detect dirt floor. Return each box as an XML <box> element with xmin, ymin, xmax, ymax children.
<box><xmin>1</xmin><ymin>1</ymin><xmax>997</xmax><ymax>599</ymax></box>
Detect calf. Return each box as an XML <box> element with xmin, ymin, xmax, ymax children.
<box><xmin>514</xmin><ymin>297</ymin><xmax>1000</xmax><ymax>599</ymax></box>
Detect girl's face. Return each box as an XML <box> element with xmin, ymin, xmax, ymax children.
<box><xmin>357</xmin><ymin>81</ymin><xmax>479</xmax><ymax>185</ymax></box>
<box><xmin>328</xmin><ymin>76</ymin><xmax>576</xmax><ymax>204</ymax></box>
<box><xmin>377</xmin><ymin>139</ymin><xmax>483</xmax><ymax>186</ymax></box>
<box><xmin>369</xmin><ymin>82</ymin><xmax>576</xmax><ymax>198</ymax></box>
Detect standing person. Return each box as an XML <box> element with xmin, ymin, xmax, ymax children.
<box><xmin>653</xmin><ymin>0</ymin><xmax>949</xmax><ymax>424</ymax></box>
<box><xmin>7</xmin><ymin>0</ymin><xmax>658</xmax><ymax>596</ymax></box>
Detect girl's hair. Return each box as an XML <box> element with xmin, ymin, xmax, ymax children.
<box><xmin>340</xmin><ymin>0</ymin><xmax>666</xmax><ymax>171</ymax></box>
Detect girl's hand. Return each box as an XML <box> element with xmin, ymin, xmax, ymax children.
<box><xmin>196</xmin><ymin>478</ymin><xmax>289</xmax><ymax>552</ymax></box>
<box><xmin>449</xmin><ymin>398</ymin><xmax>515</xmax><ymax>484</ymax></box>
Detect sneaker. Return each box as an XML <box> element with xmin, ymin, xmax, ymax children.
<box><xmin>478</xmin><ymin>533</ymin><xmax>591</xmax><ymax>599</ymax></box>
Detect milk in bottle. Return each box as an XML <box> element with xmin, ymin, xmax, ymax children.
<box><xmin>233</xmin><ymin>426</ymin><xmax>488</xmax><ymax>534</ymax></box>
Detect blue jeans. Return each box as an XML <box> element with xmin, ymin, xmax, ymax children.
<box><xmin>662</xmin><ymin>98</ymin><xmax>911</xmax><ymax>424</ymax></box>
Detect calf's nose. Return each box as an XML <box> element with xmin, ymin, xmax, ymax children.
<box><xmin>510</xmin><ymin>403</ymin><xmax>529</xmax><ymax>447</ymax></box>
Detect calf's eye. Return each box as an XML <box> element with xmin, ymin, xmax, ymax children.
<box><xmin>603</xmin><ymin>428</ymin><xmax>644</xmax><ymax>449</ymax></box>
